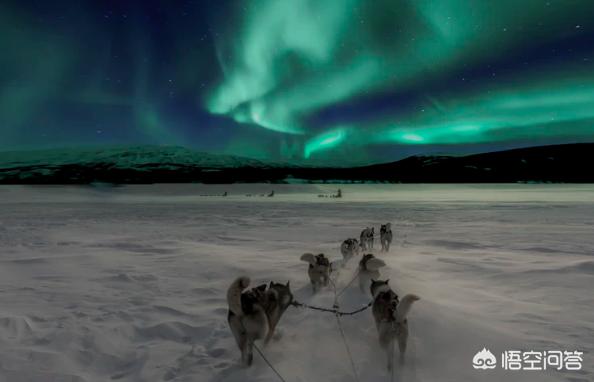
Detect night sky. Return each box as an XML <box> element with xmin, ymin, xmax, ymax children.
<box><xmin>2</xmin><ymin>0</ymin><xmax>594</xmax><ymax>165</ymax></box>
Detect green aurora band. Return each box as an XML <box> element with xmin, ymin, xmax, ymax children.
<box><xmin>207</xmin><ymin>0</ymin><xmax>594</xmax><ymax>161</ymax></box>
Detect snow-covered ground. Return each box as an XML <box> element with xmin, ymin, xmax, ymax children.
<box><xmin>0</xmin><ymin>184</ymin><xmax>592</xmax><ymax>382</ymax></box>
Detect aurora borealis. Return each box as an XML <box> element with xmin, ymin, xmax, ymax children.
<box><xmin>1</xmin><ymin>1</ymin><xmax>594</xmax><ymax>165</ymax></box>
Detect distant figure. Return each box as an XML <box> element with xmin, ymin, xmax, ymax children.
<box><xmin>380</xmin><ymin>223</ymin><xmax>393</xmax><ymax>252</ymax></box>
<box><xmin>319</xmin><ymin>189</ymin><xmax>342</xmax><ymax>198</ymax></box>
<box><xmin>360</xmin><ymin>227</ymin><xmax>374</xmax><ymax>251</ymax></box>
<box><xmin>222</xmin><ymin>191</ymin><xmax>228</xmax><ymax>197</ymax></box>
<box><xmin>268</xmin><ymin>190</ymin><xmax>274</xmax><ymax>197</ymax></box>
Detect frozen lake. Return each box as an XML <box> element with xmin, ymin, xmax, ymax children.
<box><xmin>0</xmin><ymin>184</ymin><xmax>593</xmax><ymax>381</ymax></box>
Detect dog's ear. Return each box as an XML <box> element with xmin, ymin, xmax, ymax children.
<box><xmin>286</xmin><ymin>280</ymin><xmax>290</xmax><ymax>288</ymax></box>
<box><xmin>386</xmin><ymin>279</ymin><xmax>390</xmax><ymax>284</ymax></box>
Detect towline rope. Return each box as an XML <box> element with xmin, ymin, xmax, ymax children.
<box><xmin>290</xmin><ymin>300</ymin><xmax>372</xmax><ymax>316</ymax></box>
<box><xmin>253</xmin><ymin>343</ymin><xmax>288</xmax><ymax>382</ymax></box>
<box><xmin>330</xmin><ymin>274</ymin><xmax>360</xmax><ymax>382</ymax></box>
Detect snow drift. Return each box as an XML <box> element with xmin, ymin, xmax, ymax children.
<box><xmin>0</xmin><ymin>184</ymin><xmax>592</xmax><ymax>381</ymax></box>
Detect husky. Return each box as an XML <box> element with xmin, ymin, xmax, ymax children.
<box><xmin>227</xmin><ymin>277</ymin><xmax>294</xmax><ymax>365</ymax></box>
<box><xmin>360</xmin><ymin>227</ymin><xmax>375</xmax><ymax>251</ymax></box>
<box><xmin>227</xmin><ymin>277</ymin><xmax>269</xmax><ymax>366</ymax></box>
<box><xmin>300</xmin><ymin>253</ymin><xmax>331</xmax><ymax>292</ymax></box>
<box><xmin>370</xmin><ymin>279</ymin><xmax>420</xmax><ymax>371</ymax></box>
<box><xmin>263</xmin><ymin>281</ymin><xmax>293</xmax><ymax>344</ymax></box>
<box><xmin>380</xmin><ymin>223</ymin><xmax>393</xmax><ymax>252</ymax></box>
<box><xmin>340</xmin><ymin>238</ymin><xmax>360</xmax><ymax>262</ymax></box>
<box><xmin>358</xmin><ymin>254</ymin><xmax>386</xmax><ymax>293</ymax></box>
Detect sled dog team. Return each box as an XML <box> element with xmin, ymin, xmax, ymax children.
<box><xmin>227</xmin><ymin>222</ymin><xmax>419</xmax><ymax>372</ymax></box>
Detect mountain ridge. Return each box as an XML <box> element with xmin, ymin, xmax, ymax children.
<box><xmin>0</xmin><ymin>145</ymin><xmax>286</xmax><ymax>170</ymax></box>
<box><xmin>0</xmin><ymin>143</ymin><xmax>592</xmax><ymax>184</ymax></box>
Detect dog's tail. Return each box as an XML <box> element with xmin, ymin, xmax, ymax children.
<box><xmin>227</xmin><ymin>276</ymin><xmax>250</xmax><ymax>316</ymax></box>
<box><xmin>395</xmin><ymin>294</ymin><xmax>420</xmax><ymax>323</ymax></box>
<box><xmin>300</xmin><ymin>253</ymin><xmax>316</xmax><ymax>265</ymax></box>
<box><xmin>364</xmin><ymin>257</ymin><xmax>386</xmax><ymax>271</ymax></box>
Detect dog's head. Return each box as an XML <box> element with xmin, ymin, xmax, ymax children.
<box><xmin>370</xmin><ymin>279</ymin><xmax>391</xmax><ymax>296</ymax></box>
<box><xmin>344</xmin><ymin>238</ymin><xmax>358</xmax><ymax>249</ymax></box>
<box><xmin>268</xmin><ymin>281</ymin><xmax>293</xmax><ymax>308</ymax></box>
<box><xmin>370</xmin><ymin>280</ymin><xmax>399</xmax><ymax>311</ymax></box>
<box><xmin>315</xmin><ymin>253</ymin><xmax>330</xmax><ymax>267</ymax></box>
<box><xmin>301</xmin><ymin>253</ymin><xmax>330</xmax><ymax>268</ymax></box>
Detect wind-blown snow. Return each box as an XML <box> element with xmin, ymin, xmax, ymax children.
<box><xmin>0</xmin><ymin>184</ymin><xmax>592</xmax><ymax>381</ymax></box>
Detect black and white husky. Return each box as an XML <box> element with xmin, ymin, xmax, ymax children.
<box><xmin>358</xmin><ymin>254</ymin><xmax>386</xmax><ymax>293</ymax></box>
<box><xmin>370</xmin><ymin>279</ymin><xmax>419</xmax><ymax>371</ymax></box>
<box><xmin>380</xmin><ymin>223</ymin><xmax>393</xmax><ymax>252</ymax></box>
<box><xmin>300</xmin><ymin>253</ymin><xmax>331</xmax><ymax>292</ymax></box>
<box><xmin>360</xmin><ymin>227</ymin><xmax>375</xmax><ymax>251</ymax></box>
<box><xmin>263</xmin><ymin>281</ymin><xmax>294</xmax><ymax>344</ymax></box>
<box><xmin>227</xmin><ymin>277</ymin><xmax>268</xmax><ymax>366</ymax></box>
<box><xmin>227</xmin><ymin>277</ymin><xmax>293</xmax><ymax>365</ymax></box>
<box><xmin>340</xmin><ymin>238</ymin><xmax>360</xmax><ymax>261</ymax></box>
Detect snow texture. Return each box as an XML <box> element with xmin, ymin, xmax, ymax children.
<box><xmin>0</xmin><ymin>184</ymin><xmax>592</xmax><ymax>382</ymax></box>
